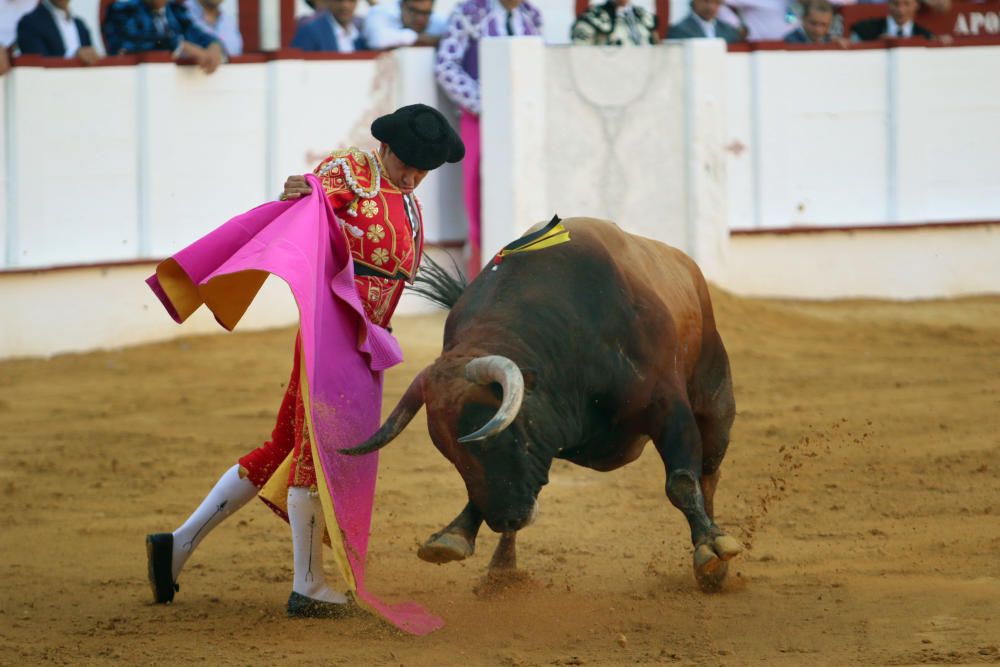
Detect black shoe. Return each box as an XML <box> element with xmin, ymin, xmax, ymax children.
<box><xmin>146</xmin><ymin>533</ymin><xmax>179</xmax><ymax>604</ymax></box>
<box><xmin>286</xmin><ymin>591</ymin><xmax>356</xmax><ymax>619</ymax></box>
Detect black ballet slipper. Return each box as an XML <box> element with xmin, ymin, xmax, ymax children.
<box><xmin>146</xmin><ymin>533</ymin><xmax>179</xmax><ymax>604</ymax></box>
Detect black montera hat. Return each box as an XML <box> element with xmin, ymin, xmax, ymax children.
<box><xmin>371</xmin><ymin>104</ymin><xmax>465</xmax><ymax>171</ymax></box>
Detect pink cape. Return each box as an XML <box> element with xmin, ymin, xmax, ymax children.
<box><xmin>146</xmin><ymin>175</ymin><xmax>443</xmax><ymax>635</ymax></box>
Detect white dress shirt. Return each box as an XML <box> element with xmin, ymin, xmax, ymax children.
<box><xmin>718</xmin><ymin>0</ymin><xmax>796</xmax><ymax>40</ymax></box>
<box><xmin>43</xmin><ymin>0</ymin><xmax>81</xmax><ymax>57</ymax></box>
<box><xmin>362</xmin><ymin>1</ymin><xmax>447</xmax><ymax>50</ymax></box>
<box><xmin>326</xmin><ymin>14</ymin><xmax>361</xmax><ymax>53</ymax></box>
<box><xmin>185</xmin><ymin>0</ymin><xmax>243</xmax><ymax>56</ymax></box>
<box><xmin>329</xmin><ymin>14</ymin><xmax>360</xmax><ymax>52</ymax></box>
<box><xmin>692</xmin><ymin>12</ymin><xmax>717</xmax><ymax>38</ymax></box>
<box><xmin>1</xmin><ymin>0</ymin><xmax>37</xmax><ymax>47</ymax></box>
<box><xmin>886</xmin><ymin>15</ymin><xmax>914</xmax><ymax>37</ymax></box>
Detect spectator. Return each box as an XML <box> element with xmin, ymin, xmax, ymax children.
<box><xmin>1</xmin><ymin>0</ymin><xmax>38</xmax><ymax>75</ymax></box>
<box><xmin>103</xmin><ymin>0</ymin><xmax>225</xmax><ymax>73</ymax></box>
<box><xmin>667</xmin><ymin>0</ymin><xmax>743</xmax><ymax>42</ymax></box>
<box><xmin>851</xmin><ymin>0</ymin><xmax>933</xmax><ymax>38</ymax></box>
<box><xmin>571</xmin><ymin>0</ymin><xmax>658</xmax><ymax>45</ymax></box>
<box><xmin>363</xmin><ymin>0</ymin><xmax>447</xmax><ymax>50</ymax></box>
<box><xmin>784</xmin><ymin>0</ymin><xmax>844</xmax><ymax>42</ymax></box>
<box><xmin>185</xmin><ymin>0</ymin><xmax>241</xmax><ymax>56</ymax></box>
<box><xmin>435</xmin><ymin>0</ymin><xmax>543</xmax><ymax>278</ymax></box>
<box><xmin>718</xmin><ymin>0</ymin><xmax>798</xmax><ymax>40</ymax></box>
<box><xmin>291</xmin><ymin>0</ymin><xmax>367</xmax><ymax>52</ymax></box>
<box><xmin>17</xmin><ymin>0</ymin><xmax>100</xmax><ymax>64</ymax></box>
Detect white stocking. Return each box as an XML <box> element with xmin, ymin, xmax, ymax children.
<box><xmin>171</xmin><ymin>464</ymin><xmax>258</xmax><ymax>581</ymax></box>
<box><xmin>287</xmin><ymin>486</ymin><xmax>347</xmax><ymax>604</ymax></box>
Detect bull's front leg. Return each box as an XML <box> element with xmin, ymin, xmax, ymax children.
<box><xmin>488</xmin><ymin>531</ymin><xmax>517</xmax><ymax>570</ymax></box>
<box><xmin>418</xmin><ymin>502</ymin><xmax>482</xmax><ymax>564</ymax></box>
<box><xmin>656</xmin><ymin>401</ymin><xmax>742</xmax><ymax>591</ymax></box>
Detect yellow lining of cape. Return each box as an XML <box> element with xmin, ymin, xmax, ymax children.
<box><xmin>259</xmin><ymin>455</ymin><xmax>294</xmax><ymax>513</ymax></box>
<box><xmin>155</xmin><ymin>260</ymin><xmax>269</xmax><ymax>331</ymax></box>
<box><xmin>200</xmin><ymin>270</ymin><xmax>269</xmax><ymax>330</ymax></box>
<box><xmin>155</xmin><ymin>258</ymin><xmax>204</xmax><ymax>323</ymax></box>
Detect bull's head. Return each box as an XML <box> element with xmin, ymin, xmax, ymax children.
<box><xmin>342</xmin><ymin>354</ymin><xmax>549</xmax><ymax>532</ymax></box>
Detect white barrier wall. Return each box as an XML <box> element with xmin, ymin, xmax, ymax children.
<box><xmin>482</xmin><ymin>38</ymin><xmax>1000</xmax><ymax>302</ymax></box>
<box><xmin>143</xmin><ymin>62</ymin><xmax>270</xmax><ymax>257</ymax></box>
<box><xmin>895</xmin><ymin>46</ymin><xmax>1000</xmax><ymax>223</ymax></box>
<box><xmin>8</xmin><ymin>65</ymin><xmax>140</xmax><ymax>267</ymax></box>
<box><xmin>725</xmin><ymin>224</ymin><xmax>1000</xmax><ymax>300</ymax></box>
<box><xmin>481</xmin><ymin>39</ymin><xmax>730</xmax><ymax>274</ymax></box>
<box><xmin>1</xmin><ymin>49</ymin><xmax>465</xmax><ymax>272</ymax></box>
<box><xmin>0</xmin><ymin>74</ymin><xmax>7</xmax><ymax>267</ymax></box>
<box><xmin>725</xmin><ymin>45</ymin><xmax>1000</xmax><ymax>229</ymax></box>
<box><xmin>3</xmin><ymin>43</ymin><xmax>1000</xmax><ymax>358</ymax></box>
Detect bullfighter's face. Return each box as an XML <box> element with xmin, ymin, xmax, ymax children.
<box><xmin>380</xmin><ymin>146</ymin><xmax>429</xmax><ymax>195</ymax></box>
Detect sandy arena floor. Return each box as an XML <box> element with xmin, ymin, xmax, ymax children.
<box><xmin>1</xmin><ymin>289</ymin><xmax>999</xmax><ymax>666</ymax></box>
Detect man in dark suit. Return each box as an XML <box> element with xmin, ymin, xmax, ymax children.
<box><xmin>17</xmin><ymin>0</ymin><xmax>99</xmax><ymax>63</ymax></box>
<box><xmin>103</xmin><ymin>0</ymin><xmax>225</xmax><ymax>73</ymax></box>
<box><xmin>291</xmin><ymin>0</ymin><xmax>368</xmax><ymax>52</ymax></box>
<box><xmin>667</xmin><ymin>0</ymin><xmax>743</xmax><ymax>43</ymax></box>
<box><xmin>784</xmin><ymin>0</ymin><xmax>847</xmax><ymax>45</ymax></box>
<box><xmin>851</xmin><ymin>0</ymin><xmax>933</xmax><ymax>40</ymax></box>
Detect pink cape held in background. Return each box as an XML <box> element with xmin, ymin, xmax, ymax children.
<box><xmin>146</xmin><ymin>174</ymin><xmax>444</xmax><ymax>635</ymax></box>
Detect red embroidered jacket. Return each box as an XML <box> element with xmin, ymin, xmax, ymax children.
<box><xmin>313</xmin><ymin>148</ymin><xmax>424</xmax><ymax>328</ymax></box>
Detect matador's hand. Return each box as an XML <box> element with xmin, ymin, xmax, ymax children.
<box><xmin>279</xmin><ymin>175</ymin><xmax>313</xmax><ymax>201</ymax></box>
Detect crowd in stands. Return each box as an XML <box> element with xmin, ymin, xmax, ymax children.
<box><xmin>0</xmin><ymin>0</ymin><xmax>976</xmax><ymax>76</ymax></box>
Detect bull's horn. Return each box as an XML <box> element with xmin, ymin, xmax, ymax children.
<box><xmin>457</xmin><ymin>356</ymin><xmax>525</xmax><ymax>443</ymax></box>
<box><xmin>340</xmin><ymin>368</ymin><xmax>427</xmax><ymax>456</ymax></box>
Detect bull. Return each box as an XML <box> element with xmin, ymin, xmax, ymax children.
<box><xmin>344</xmin><ymin>217</ymin><xmax>742</xmax><ymax>590</ymax></box>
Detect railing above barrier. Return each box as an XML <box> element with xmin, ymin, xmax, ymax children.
<box><xmin>726</xmin><ymin>34</ymin><xmax>1000</xmax><ymax>51</ymax></box>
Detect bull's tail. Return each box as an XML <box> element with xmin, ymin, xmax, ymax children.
<box><xmin>407</xmin><ymin>252</ymin><xmax>467</xmax><ymax>311</ymax></box>
<box><xmin>340</xmin><ymin>368</ymin><xmax>428</xmax><ymax>455</ymax></box>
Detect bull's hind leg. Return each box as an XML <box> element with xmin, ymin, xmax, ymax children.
<box><xmin>690</xmin><ymin>334</ymin><xmax>742</xmax><ymax>590</ymax></box>
<box><xmin>655</xmin><ymin>400</ymin><xmax>741</xmax><ymax>592</ymax></box>
<box><xmin>418</xmin><ymin>502</ymin><xmax>482</xmax><ymax>564</ymax></box>
<box><xmin>693</xmin><ymin>467</ymin><xmax>742</xmax><ymax>592</ymax></box>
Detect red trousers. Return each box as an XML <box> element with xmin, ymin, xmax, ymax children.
<box><xmin>238</xmin><ymin>335</ymin><xmax>316</xmax><ymax>489</ymax></box>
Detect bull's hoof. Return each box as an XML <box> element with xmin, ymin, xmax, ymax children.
<box><xmin>693</xmin><ymin>534</ymin><xmax>743</xmax><ymax>592</ymax></box>
<box><xmin>417</xmin><ymin>531</ymin><xmax>475</xmax><ymax>564</ymax></box>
